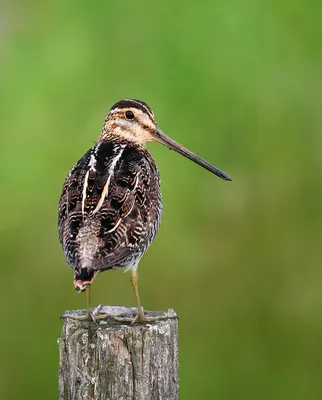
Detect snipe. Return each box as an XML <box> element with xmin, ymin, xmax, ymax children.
<box><xmin>58</xmin><ymin>99</ymin><xmax>232</xmax><ymax>323</ymax></box>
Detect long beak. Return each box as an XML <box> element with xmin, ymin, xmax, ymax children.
<box><xmin>154</xmin><ymin>128</ymin><xmax>232</xmax><ymax>181</ymax></box>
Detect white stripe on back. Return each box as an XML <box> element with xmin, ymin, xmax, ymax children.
<box><xmin>91</xmin><ymin>145</ymin><xmax>125</xmax><ymax>215</ymax></box>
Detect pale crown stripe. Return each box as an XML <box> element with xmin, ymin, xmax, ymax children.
<box><xmin>124</xmin><ymin>99</ymin><xmax>154</xmax><ymax>119</ymax></box>
<box><xmin>111</xmin><ymin>99</ymin><xmax>154</xmax><ymax>120</ymax></box>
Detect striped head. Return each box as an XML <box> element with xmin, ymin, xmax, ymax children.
<box><xmin>101</xmin><ymin>99</ymin><xmax>157</xmax><ymax>145</ymax></box>
<box><xmin>100</xmin><ymin>98</ymin><xmax>232</xmax><ymax>181</ymax></box>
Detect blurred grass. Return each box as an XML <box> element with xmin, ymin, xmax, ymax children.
<box><xmin>1</xmin><ymin>0</ymin><xmax>322</xmax><ymax>399</ymax></box>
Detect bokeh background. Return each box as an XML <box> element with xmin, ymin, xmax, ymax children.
<box><xmin>1</xmin><ymin>0</ymin><xmax>322</xmax><ymax>399</ymax></box>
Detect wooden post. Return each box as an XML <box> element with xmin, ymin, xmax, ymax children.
<box><xmin>58</xmin><ymin>307</ymin><xmax>179</xmax><ymax>400</ymax></box>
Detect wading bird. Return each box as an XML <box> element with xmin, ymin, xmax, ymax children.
<box><xmin>58</xmin><ymin>99</ymin><xmax>231</xmax><ymax>323</ymax></box>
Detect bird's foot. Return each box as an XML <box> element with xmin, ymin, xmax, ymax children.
<box><xmin>113</xmin><ymin>308</ymin><xmax>178</xmax><ymax>325</ymax></box>
<box><xmin>61</xmin><ymin>305</ymin><xmax>108</xmax><ymax>322</ymax></box>
<box><xmin>91</xmin><ymin>304</ymin><xmax>109</xmax><ymax>321</ymax></box>
<box><xmin>61</xmin><ymin>307</ymin><xmax>178</xmax><ymax>325</ymax></box>
<box><xmin>61</xmin><ymin>311</ymin><xmax>95</xmax><ymax>322</ymax></box>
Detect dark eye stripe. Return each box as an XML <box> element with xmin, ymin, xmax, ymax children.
<box><xmin>110</xmin><ymin>99</ymin><xmax>155</xmax><ymax>122</ymax></box>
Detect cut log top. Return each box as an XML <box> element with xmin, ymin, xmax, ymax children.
<box><xmin>59</xmin><ymin>307</ymin><xmax>179</xmax><ymax>400</ymax></box>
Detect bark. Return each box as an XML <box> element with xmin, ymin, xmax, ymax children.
<box><xmin>58</xmin><ymin>307</ymin><xmax>178</xmax><ymax>400</ymax></box>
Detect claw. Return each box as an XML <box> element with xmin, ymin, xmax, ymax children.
<box><xmin>61</xmin><ymin>307</ymin><xmax>178</xmax><ymax>324</ymax></box>
<box><xmin>112</xmin><ymin>310</ymin><xmax>177</xmax><ymax>325</ymax></box>
<box><xmin>60</xmin><ymin>306</ymin><xmax>108</xmax><ymax>323</ymax></box>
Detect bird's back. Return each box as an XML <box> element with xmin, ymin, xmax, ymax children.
<box><xmin>58</xmin><ymin>140</ymin><xmax>162</xmax><ymax>274</ymax></box>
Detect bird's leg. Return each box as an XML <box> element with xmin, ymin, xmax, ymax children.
<box><xmin>131</xmin><ymin>268</ymin><xmax>146</xmax><ymax>323</ymax></box>
<box><xmin>86</xmin><ymin>285</ymin><xmax>92</xmax><ymax>316</ymax></box>
<box><xmin>62</xmin><ymin>285</ymin><xmax>108</xmax><ymax>322</ymax></box>
<box><xmin>113</xmin><ymin>269</ymin><xmax>177</xmax><ymax>324</ymax></box>
<box><xmin>86</xmin><ymin>285</ymin><xmax>110</xmax><ymax>321</ymax></box>
<box><xmin>62</xmin><ymin>286</ymin><xmax>94</xmax><ymax>321</ymax></box>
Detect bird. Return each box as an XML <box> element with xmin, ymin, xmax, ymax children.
<box><xmin>58</xmin><ymin>99</ymin><xmax>232</xmax><ymax>323</ymax></box>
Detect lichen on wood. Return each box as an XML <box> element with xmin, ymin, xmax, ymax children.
<box><xmin>58</xmin><ymin>307</ymin><xmax>178</xmax><ymax>400</ymax></box>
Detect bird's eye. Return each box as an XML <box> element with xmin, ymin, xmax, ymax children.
<box><xmin>125</xmin><ymin>111</ymin><xmax>134</xmax><ymax>120</ymax></box>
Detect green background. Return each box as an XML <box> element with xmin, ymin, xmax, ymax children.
<box><xmin>1</xmin><ymin>0</ymin><xmax>322</xmax><ymax>399</ymax></box>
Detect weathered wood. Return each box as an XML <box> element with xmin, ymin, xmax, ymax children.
<box><xmin>58</xmin><ymin>307</ymin><xmax>178</xmax><ymax>400</ymax></box>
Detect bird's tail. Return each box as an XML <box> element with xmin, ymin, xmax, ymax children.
<box><xmin>74</xmin><ymin>267</ymin><xmax>96</xmax><ymax>292</ymax></box>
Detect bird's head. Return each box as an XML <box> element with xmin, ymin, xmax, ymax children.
<box><xmin>100</xmin><ymin>98</ymin><xmax>232</xmax><ymax>181</ymax></box>
<box><xmin>102</xmin><ymin>99</ymin><xmax>157</xmax><ymax>145</ymax></box>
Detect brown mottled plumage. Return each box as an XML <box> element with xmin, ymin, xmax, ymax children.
<box><xmin>58</xmin><ymin>99</ymin><xmax>231</xmax><ymax>323</ymax></box>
